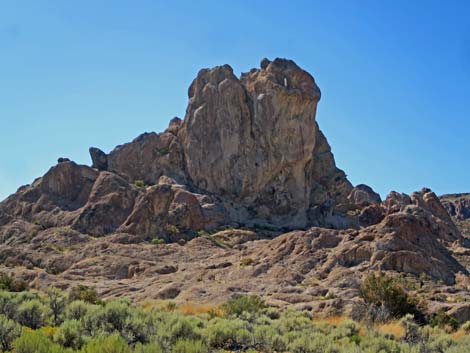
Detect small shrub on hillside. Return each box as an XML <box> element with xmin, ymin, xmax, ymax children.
<box><xmin>172</xmin><ymin>338</ymin><xmax>208</xmax><ymax>353</ymax></box>
<box><xmin>204</xmin><ymin>318</ymin><xmax>248</xmax><ymax>349</ymax></box>
<box><xmin>133</xmin><ymin>180</ymin><xmax>145</xmax><ymax>188</ymax></box>
<box><xmin>85</xmin><ymin>300</ymin><xmax>131</xmax><ymax>334</ymax></box>
<box><xmin>461</xmin><ymin>321</ymin><xmax>470</xmax><ymax>334</ymax></box>
<box><xmin>357</xmin><ymin>272</ymin><xmax>424</xmax><ymax>323</ymax></box>
<box><xmin>53</xmin><ymin>319</ymin><xmax>84</xmax><ymax>349</ymax></box>
<box><xmin>69</xmin><ymin>285</ymin><xmax>99</xmax><ymax>304</ymax></box>
<box><xmin>80</xmin><ymin>334</ymin><xmax>131</xmax><ymax>353</ymax></box>
<box><xmin>16</xmin><ymin>299</ymin><xmax>49</xmax><ymax>329</ymax></box>
<box><xmin>165</xmin><ymin>224</ymin><xmax>180</xmax><ymax>236</ymax></box>
<box><xmin>151</xmin><ymin>237</ymin><xmax>165</xmax><ymax>245</ymax></box>
<box><xmin>222</xmin><ymin>295</ymin><xmax>266</xmax><ymax>316</ymax></box>
<box><xmin>0</xmin><ymin>272</ymin><xmax>28</xmax><ymax>292</ymax></box>
<box><xmin>12</xmin><ymin>330</ymin><xmax>67</xmax><ymax>353</ymax></box>
<box><xmin>66</xmin><ymin>300</ymin><xmax>92</xmax><ymax>321</ymax></box>
<box><xmin>47</xmin><ymin>287</ymin><xmax>67</xmax><ymax>326</ymax></box>
<box><xmin>0</xmin><ymin>291</ymin><xmax>17</xmax><ymax>319</ymax></box>
<box><xmin>134</xmin><ymin>342</ymin><xmax>163</xmax><ymax>353</ymax></box>
<box><xmin>0</xmin><ymin>314</ymin><xmax>21</xmax><ymax>351</ymax></box>
<box><xmin>122</xmin><ymin>310</ymin><xmax>154</xmax><ymax>344</ymax></box>
<box><xmin>429</xmin><ymin>308</ymin><xmax>460</xmax><ymax>331</ymax></box>
<box><xmin>240</xmin><ymin>257</ymin><xmax>254</xmax><ymax>267</ymax></box>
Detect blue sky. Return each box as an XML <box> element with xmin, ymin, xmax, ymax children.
<box><xmin>1</xmin><ymin>0</ymin><xmax>469</xmax><ymax>201</ymax></box>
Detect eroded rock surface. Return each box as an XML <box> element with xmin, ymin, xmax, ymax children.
<box><xmin>0</xmin><ymin>58</ymin><xmax>469</xmax><ymax>318</ymax></box>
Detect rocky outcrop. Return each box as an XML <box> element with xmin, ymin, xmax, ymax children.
<box><xmin>441</xmin><ymin>193</ymin><xmax>470</xmax><ymax>220</ymax></box>
<box><xmin>82</xmin><ymin>58</ymin><xmax>352</xmax><ymax>230</ymax></box>
<box><xmin>348</xmin><ymin>184</ymin><xmax>381</xmax><ymax>206</ymax></box>
<box><xmin>0</xmin><ymin>58</ymin><xmax>469</xmax><ymax>315</ymax></box>
<box><xmin>178</xmin><ymin>59</ymin><xmax>351</xmax><ymax>228</ymax></box>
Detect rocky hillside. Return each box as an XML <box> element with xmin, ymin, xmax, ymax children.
<box><xmin>1</xmin><ymin>58</ymin><xmax>469</xmax><ymax>320</ymax></box>
<box><xmin>441</xmin><ymin>193</ymin><xmax>470</xmax><ymax>237</ymax></box>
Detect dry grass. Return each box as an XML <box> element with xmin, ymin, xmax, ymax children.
<box><xmin>141</xmin><ymin>299</ymin><xmax>174</xmax><ymax>312</ymax></box>
<box><xmin>177</xmin><ymin>302</ymin><xmax>223</xmax><ymax>316</ymax></box>
<box><xmin>451</xmin><ymin>329</ymin><xmax>466</xmax><ymax>341</ymax></box>
<box><xmin>376</xmin><ymin>321</ymin><xmax>406</xmax><ymax>340</ymax></box>
<box><xmin>312</xmin><ymin>315</ymin><xmax>348</xmax><ymax>326</ymax></box>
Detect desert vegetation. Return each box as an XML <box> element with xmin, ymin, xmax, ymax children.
<box><xmin>0</xmin><ymin>274</ymin><xmax>468</xmax><ymax>352</ymax></box>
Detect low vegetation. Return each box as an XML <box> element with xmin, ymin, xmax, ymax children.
<box><xmin>0</xmin><ymin>275</ymin><xmax>468</xmax><ymax>352</ymax></box>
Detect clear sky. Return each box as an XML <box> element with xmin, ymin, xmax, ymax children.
<box><xmin>1</xmin><ymin>0</ymin><xmax>469</xmax><ymax>201</ymax></box>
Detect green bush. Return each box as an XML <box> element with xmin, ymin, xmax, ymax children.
<box><xmin>204</xmin><ymin>317</ymin><xmax>248</xmax><ymax>349</ymax></box>
<box><xmin>240</xmin><ymin>257</ymin><xmax>254</xmax><ymax>267</ymax></box>
<box><xmin>122</xmin><ymin>310</ymin><xmax>153</xmax><ymax>344</ymax></box>
<box><xmin>151</xmin><ymin>237</ymin><xmax>165</xmax><ymax>245</ymax></box>
<box><xmin>133</xmin><ymin>180</ymin><xmax>145</xmax><ymax>188</ymax></box>
<box><xmin>84</xmin><ymin>300</ymin><xmax>130</xmax><ymax>335</ymax></box>
<box><xmin>0</xmin><ymin>273</ymin><xmax>28</xmax><ymax>292</ymax></box>
<box><xmin>0</xmin><ymin>291</ymin><xmax>17</xmax><ymax>319</ymax></box>
<box><xmin>0</xmin><ymin>314</ymin><xmax>21</xmax><ymax>351</ymax></box>
<box><xmin>16</xmin><ymin>300</ymin><xmax>49</xmax><ymax>329</ymax></box>
<box><xmin>12</xmin><ymin>330</ymin><xmax>67</xmax><ymax>353</ymax></box>
<box><xmin>69</xmin><ymin>285</ymin><xmax>99</xmax><ymax>304</ymax></box>
<box><xmin>358</xmin><ymin>272</ymin><xmax>423</xmax><ymax>322</ymax></box>
<box><xmin>47</xmin><ymin>287</ymin><xmax>67</xmax><ymax>326</ymax></box>
<box><xmin>134</xmin><ymin>342</ymin><xmax>163</xmax><ymax>353</ymax></box>
<box><xmin>222</xmin><ymin>295</ymin><xmax>266</xmax><ymax>316</ymax></box>
<box><xmin>172</xmin><ymin>338</ymin><xmax>208</xmax><ymax>353</ymax></box>
<box><xmin>66</xmin><ymin>300</ymin><xmax>92</xmax><ymax>321</ymax></box>
<box><xmin>429</xmin><ymin>308</ymin><xmax>460</xmax><ymax>331</ymax></box>
<box><xmin>80</xmin><ymin>334</ymin><xmax>131</xmax><ymax>353</ymax></box>
<box><xmin>54</xmin><ymin>319</ymin><xmax>84</xmax><ymax>349</ymax></box>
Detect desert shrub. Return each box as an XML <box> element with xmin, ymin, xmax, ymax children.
<box><xmin>122</xmin><ymin>309</ymin><xmax>154</xmax><ymax>344</ymax></box>
<box><xmin>165</xmin><ymin>224</ymin><xmax>179</xmax><ymax>234</ymax></box>
<box><xmin>134</xmin><ymin>342</ymin><xmax>163</xmax><ymax>353</ymax></box>
<box><xmin>0</xmin><ymin>273</ymin><xmax>28</xmax><ymax>292</ymax></box>
<box><xmin>0</xmin><ymin>314</ymin><xmax>21</xmax><ymax>351</ymax></box>
<box><xmin>204</xmin><ymin>317</ymin><xmax>248</xmax><ymax>349</ymax></box>
<box><xmin>357</xmin><ymin>332</ymin><xmax>402</xmax><ymax>353</ymax></box>
<box><xmin>253</xmin><ymin>324</ymin><xmax>285</xmax><ymax>351</ymax></box>
<box><xmin>156</xmin><ymin>314</ymin><xmax>202</xmax><ymax>349</ymax></box>
<box><xmin>429</xmin><ymin>308</ymin><xmax>460</xmax><ymax>331</ymax></box>
<box><xmin>172</xmin><ymin>338</ymin><xmax>208</xmax><ymax>353</ymax></box>
<box><xmin>54</xmin><ymin>319</ymin><xmax>84</xmax><ymax>349</ymax></box>
<box><xmin>222</xmin><ymin>295</ymin><xmax>266</xmax><ymax>316</ymax></box>
<box><xmin>276</xmin><ymin>309</ymin><xmax>312</xmax><ymax>332</ymax></box>
<box><xmin>47</xmin><ymin>287</ymin><xmax>67</xmax><ymax>326</ymax></box>
<box><xmin>66</xmin><ymin>300</ymin><xmax>92</xmax><ymax>321</ymax></box>
<box><xmin>12</xmin><ymin>330</ymin><xmax>67</xmax><ymax>353</ymax></box>
<box><xmin>262</xmin><ymin>307</ymin><xmax>280</xmax><ymax>320</ymax></box>
<box><xmin>80</xmin><ymin>334</ymin><xmax>131</xmax><ymax>353</ymax></box>
<box><xmin>102</xmin><ymin>300</ymin><xmax>131</xmax><ymax>332</ymax></box>
<box><xmin>461</xmin><ymin>320</ymin><xmax>470</xmax><ymax>334</ymax></box>
<box><xmin>240</xmin><ymin>257</ymin><xmax>254</xmax><ymax>266</ymax></box>
<box><xmin>0</xmin><ymin>291</ymin><xmax>17</xmax><ymax>319</ymax></box>
<box><xmin>16</xmin><ymin>299</ymin><xmax>49</xmax><ymax>329</ymax></box>
<box><xmin>151</xmin><ymin>237</ymin><xmax>165</xmax><ymax>245</ymax></box>
<box><xmin>288</xmin><ymin>332</ymin><xmax>335</xmax><ymax>353</ymax></box>
<box><xmin>38</xmin><ymin>325</ymin><xmax>59</xmax><ymax>339</ymax></box>
<box><xmin>134</xmin><ymin>180</ymin><xmax>145</xmax><ymax>188</ymax></box>
<box><xmin>357</xmin><ymin>272</ymin><xmax>423</xmax><ymax>323</ymax></box>
<box><xmin>69</xmin><ymin>285</ymin><xmax>99</xmax><ymax>304</ymax></box>
<box><xmin>84</xmin><ymin>300</ymin><xmax>130</xmax><ymax>335</ymax></box>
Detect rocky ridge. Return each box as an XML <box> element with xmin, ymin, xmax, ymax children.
<box><xmin>1</xmin><ymin>58</ymin><xmax>469</xmax><ymax>320</ymax></box>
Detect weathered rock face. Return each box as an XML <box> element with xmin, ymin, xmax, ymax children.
<box><xmin>348</xmin><ymin>184</ymin><xmax>382</xmax><ymax>206</ymax></box>
<box><xmin>441</xmin><ymin>193</ymin><xmax>470</xmax><ymax>221</ymax></box>
<box><xmin>178</xmin><ymin>59</ymin><xmax>351</xmax><ymax>228</ymax></box>
<box><xmin>50</xmin><ymin>58</ymin><xmax>352</xmax><ymax>231</ymax></box>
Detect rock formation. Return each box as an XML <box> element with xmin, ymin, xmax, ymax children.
<box><xmin>0</xmin><ymin>58</ymin><xmax>469</xmax><ymax>321</ymax></box>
